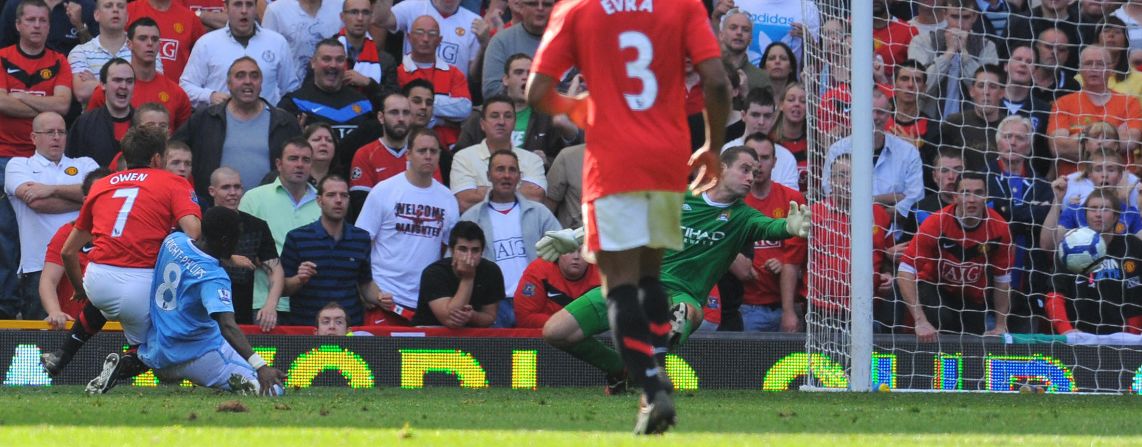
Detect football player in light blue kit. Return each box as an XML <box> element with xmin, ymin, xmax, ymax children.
<box><xmin>89</xmin><ymin>207</ymin><xmax>287</xmax><ymax>394</ymax></box>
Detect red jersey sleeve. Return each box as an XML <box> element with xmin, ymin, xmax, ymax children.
<box><xmin>514</xmin><ymin>262</ymin><xmax>551</xmax><ymax>329</ymax></box>
<box><xmin>449</xmin><ymin>68</ymin><xmax>472</xmax><ymax>100</ymax></box>
<box><xmin>350</xmin><ymin>147</ymin><xmax>376</xmax><ymax>190</ymax></box>
<box><xmin>683</xmin><ymin>0</ymin><xmax>722</xmax><ymax>65</ymax></box>
<box><xmin>169</xmin><ymin>87</ymin><xmax>192</xmax><ymax>129</ymax></box>
<box><xmin>74</xmin><ymin>181</ymin><xmax>103</xmax><ymax>232</ymax></box>
<box><xmin>55</xmin><ymin>53</ymin><xmax>73</xmax><ymax>89</ymax></box>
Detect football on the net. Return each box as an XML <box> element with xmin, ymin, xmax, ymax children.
<box><xmin>1058</xmin><ymin>227</ymin><xmax>1107</xmax><ymax>274</ymax></box>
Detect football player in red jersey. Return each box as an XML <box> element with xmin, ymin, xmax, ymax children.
<box><xmin>40</xmin><ymin>127</ymin><xmax>202</xmax><ymax>393</ymax></box>
<box><xmin>899</xmin><ymin>171</ymin><xmax>1014</xmax><ymax>342</ymax></box>
<box><xmin>526</xmin><ymin>0</ymin><xmax>735</xmax><ymax>434</ymax></box>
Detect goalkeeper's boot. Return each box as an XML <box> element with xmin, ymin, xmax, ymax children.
<box><xmin>633</xmin><ymin>388</ymin><xmax>676</xmax><ymax>435</ymax></box>
<box><xmin>667</xmin><ymin>303</ymin><xmax>690</xmax><ymax>349</ymax></box>
<box><xmin>85</xmin><ymin>353</ymin><xmax>123</xmax><ymax>395</ymax></box>
<box><xmin>604</xmin><ymin>371</ymin><xmax>630</xmax><ymax>396</ymax></box>
<box><xmin>228</xmin><ymin>373</ymin><xmax>259</xmax><ymax>395</ymax></box>
<box><xmin>40</xmin><ymin>350</ymin><xmax>69</xmax><ymax>377</ymax></box>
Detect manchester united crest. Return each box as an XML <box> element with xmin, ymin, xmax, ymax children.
<box><xmin>39</xmin><ymin>68</ymin><xmax>52</xmax><ymax>79</ymax></box>
<box><xmin>456</xmin><ymin>27</ymin><xmax>465</xmax><ymax>36</ymax></box>
<box><xmin>174</xmin><ymin>23</ymin><xmax>185</xmax><ymax>34</ymax></box>
<box><xmin>64</xmin><ymin>166</ymin><xmax>78</xmax><ymax>176</ymax></box>
<box><xmin>159</xmin><ymin>91</ymin><xmax>170</xmax><ymax>102</ymax></box>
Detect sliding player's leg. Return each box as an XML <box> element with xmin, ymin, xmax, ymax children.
<box><xmin>40</xmin><ymin>300</ymin><xmax>106</xmax><ymax>377</ymax></box>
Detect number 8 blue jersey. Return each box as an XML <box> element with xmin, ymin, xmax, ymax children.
<box><xmin>140</xmin><ymin>232</ymin><xmax>235</xmax><ymax>370</ymax></box>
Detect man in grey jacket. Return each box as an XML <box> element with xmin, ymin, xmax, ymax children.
<box><xmin>172</xmin><ymin>57</ymin><xmax>302</xmax><ymax>208</ymax></box>
<box><xmin>459</xmin><ymin>149</ymin><xmax>560</xmax><ymax>328</ymax></box>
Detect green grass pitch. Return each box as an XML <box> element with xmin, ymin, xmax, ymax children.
<box><xmin>0</xmin><ymin>386</ymin><xmax>1139</xmax><ymax>446</ymax></box>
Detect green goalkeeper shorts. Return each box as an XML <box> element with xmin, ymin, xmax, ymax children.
<box><xmin>566</xmin><ymin>286</ymin><xmax>703</xmax><ymax>338</ymax></box>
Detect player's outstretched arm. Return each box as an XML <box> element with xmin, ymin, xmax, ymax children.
<box><xmin>213</xmin><ymin>311</ymin><xmax>286</xmax><ymax>395</ymax></box>
<box><xmin>178</xmin><ymin>215</ymin><xmax>202</xmax><ymax>240</ymax></box>
<box><xmin>526</xmin><ymin>73</ymin><xmax>588</xmax><ymax>129</ymax></box>
<box><xmin>535</xmin><ymin>227</ymin><xmax>584</xmax><ymax>262</ymax></box>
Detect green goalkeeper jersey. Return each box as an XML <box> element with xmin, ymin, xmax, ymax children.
<box><xmin>660</xmin><ymin>192</ymin><xmax>791</xmax><ymax>301</ymax></box>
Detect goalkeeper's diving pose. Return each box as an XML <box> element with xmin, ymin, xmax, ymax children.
<box><xmin>536</xmin><ymin>146</ymin><xmax>812</xmax><ymax>393</ymax></box>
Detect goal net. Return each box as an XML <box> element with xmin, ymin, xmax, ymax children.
<box><xmin>802</xmin><ymin>0</ymin><xmax>1142</xmax><ymax>393</ymax></box>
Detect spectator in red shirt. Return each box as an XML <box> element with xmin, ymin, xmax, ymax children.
<box><xmin>737</xmin><ymin>135</ymin><xmax>807</xmax><ymax>333</ymax></box>
<box><xmin>395</xmin><ymin>15</ymin><xmax>472</xmax><ymax>151</ymax></box>
<box><xmin>514</xmin><ymin>250</ymin><xmax>600</xmax><ymax>329</ymax></box>
<box><xmin>86</xmin><ymin>18</ymin><xmax>192</xmax><ymax>130</ymax></box>
<box><xmin>874</xmin><ymin>0</ymin><xmax>918</xmax><ymax>74</ymax></box>
<box><xmin>899</xmin><ymin>171</ymin><xmax>1014</xmax><ymax>341</ymax></box>
<box><xmin>809</xmin><ymin>154</ymin><xmax>896</xmax><ymax>329</ymax></box>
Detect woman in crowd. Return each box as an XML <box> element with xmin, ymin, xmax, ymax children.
<box><xmin>304</xmin><ymin>122</ymin><xmax>339</xmax><ymax>185</ymax></box>
<box><xmin>760</xmin><ymin>42</ymin><xmax>798</xmax><ymax>100</ymax></box>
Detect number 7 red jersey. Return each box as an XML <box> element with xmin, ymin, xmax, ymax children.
<box><xmin>531</xmin><ymin>0</ymin><xmax>722</xmax><ymax>202</ymax></box>
<box><xmin>75</xmin><ymin>168</ymin><xmax>202</xmax><ymax>268</ymax></box>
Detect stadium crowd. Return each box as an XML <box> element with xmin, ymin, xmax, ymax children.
<box><xmin>2</xmin><ymin>0</ymin><xmax>1140</xmax><ymax>340</ymax></box>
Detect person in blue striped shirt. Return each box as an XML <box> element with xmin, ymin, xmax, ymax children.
<box><xmin>281</xmin><ymin>174</ymin><xmax>388</xmax><ymax>326</ymax></box>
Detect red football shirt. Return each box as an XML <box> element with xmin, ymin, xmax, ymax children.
<box><xmin>873</xmin><ymin>18</ymin><xmax>917</xmax><ymax>73</ymax></box>
<box><xmin>0</xmin><ymin>45</ymin><xmax>72</xmax><ymax>157</ymax></box>
<box><xmin>741</xmin><ymin>183</ymin><xmax>807</xmax><ymax>306</ymax></box>
<box><xmin>75</xmin><ymin>168</ymin><xmax>202</xmax><ymax>268</ymax></box>
<box><xmin>349</xmin><ymin>140</ymin><xmax>441</xmax><ymax>190</ymax></box>
<box><xmin>44</xmin><ymin>221</ymin><xmax>88</xmax><ymax>319</ymax></box>
<box><xmin>901</xmin><ymin>205</ymin><xmax>1014</xmax><ymax>304</ymax></box>
<box><xmin>127</xmin><ymin>1</ymin><xmax>205</xmax><ymax>81</ymax></box>
<box><xmin>531</xmin><ymin>0</ymin><xmax>721</xmax><ymax>201</ymax></box>
<box><xmin>808</xmin><ymin>202</ymin><xmax>894</xmax><ymax>310</ymax></box>
<box><xmin>87</xmin><ymin>73</ymin><xmax>193</xmax><ymax>129</ymax></box>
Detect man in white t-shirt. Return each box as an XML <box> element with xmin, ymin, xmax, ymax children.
<box><xmin>4</xmin><ymin>112</ymin><xmax>98</xmax><ymax>319</ymax></box>
<box><xmin>721</xmin><ymin>88</ymin><xmax>799</xmax><ymax>191</ymax></box>
<box><xmin>355</xmin><ymin>126</ymin><xmax>458</xmax><ymax>326</ymax></box>
<box><xmin>373</xmin><ymin>0</ymin><xmax>490</xmax><ymax>76</ymax></box>
<box><xmin>262</xmin><ymin>0</ymin><xmax>345</xmax><ymax>87</ymax></box>
<box><xmin>459</xmin><ymin>150</ymin><xmax>560</xmax><ymax>328</ymax></box>
<box><xmin>712</xmin><ymin>0</ymin><xmax>821</xmax><ymax>67</ymax></box>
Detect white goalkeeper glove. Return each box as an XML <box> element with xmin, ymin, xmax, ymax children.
<box><xmin>536</xmin><ymin>227</ymin><xmax>584</xmax><ymax>262</ymax></box>
<box><xmin>785</xmin><ymin>201</ymin><xmax>810</xmax><ymax>238</ymax></box>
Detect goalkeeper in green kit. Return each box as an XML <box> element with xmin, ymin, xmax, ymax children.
<box><xmin>537</xmin><ymin>146</ymin><xmax>812</xmax><ymax>393</ymax></box>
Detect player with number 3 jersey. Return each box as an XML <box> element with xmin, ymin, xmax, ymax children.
<box><xmin>41</xmin><ymin>128</ymin><xmax>202</xmax><ymax>393</ymax></box>
<box><xmin>527</xmin><ymin>0</ymin><xmax>736</xmax><ymax>435</ymax></box>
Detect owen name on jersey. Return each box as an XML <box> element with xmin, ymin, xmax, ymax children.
<box><xmin>600</xmin><ymin>0</ymin><xmax>652</xmax><ymax>14</ymax></box>
<box><xmin>109</xmin><ymin>172</ymin><xmax>150</xmax><ymax>184</ymax></box>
